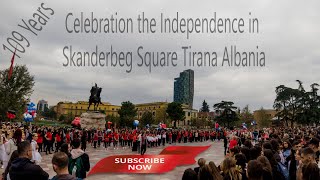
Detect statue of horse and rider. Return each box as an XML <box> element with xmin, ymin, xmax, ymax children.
<box><xmin>88</xmin><ymin>83</ymin><xmax>103</xmax><ymax>111</ymax></box>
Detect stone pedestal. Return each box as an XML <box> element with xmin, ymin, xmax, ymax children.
<box><xmin>80</xmin><ymin>111</ymin><xmax>106</xmax><ymax>129</ymax></box>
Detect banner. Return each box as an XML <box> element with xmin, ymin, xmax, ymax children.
<box><xmin>88</xmin><ymin>145</ymin><xmax>210</xmax><ymax>176</ymax></box>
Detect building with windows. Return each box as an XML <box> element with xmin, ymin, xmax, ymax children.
<box><xmin>135</xmin><ymin>102</ymin><xmax>169</xmax><ymax>120</ymax></box>
<box><xmin>135</xmin><ymin>102</ymin><xmax>198</xmax><ymax>128</ymax></box>
<box><xmin>174</xmin><ymin>69</ymin><xmax>194</xmax><ymax>109</ymax></box>
<box><xmin>55</xmin><ymin>101</ymin><xmax>120</xmax><ymax>119</ymax></box>
<box><xmin>253</xmin><ymin>109</ymin><xmax>277</xmax><ymax>120</ymax></box>
<box><xmin>198</xmin><ymin>112</ymin><xmax>216</xmax><ymax>121</ymax></box>
<box><xmin>37</xmin><ymin>100</ymin><xmax>48</xmax><ymax>112</ymax></box>
<box><xmin>178</xmin><ymin>105</ymin><xmax>198</xmax><ymax>127</ymax></box>
<box><xmin>253</xmin><ymin>109</ymin><xmax>279</xmax><ymax>127</ymax></box>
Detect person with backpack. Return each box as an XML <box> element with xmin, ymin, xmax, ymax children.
<box><xmin>263</xmin><ymin>149</ymin><xmax>287</xmax><ymax>180</ymax></box>
<box><xmin>69</xmin><ymin>139</ymin><xmax>90</xmax><ymax>179</ymax></box>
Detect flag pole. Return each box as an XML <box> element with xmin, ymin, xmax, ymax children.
<box><xmin>8</xmin><ymin>46</ymin><xmax>17</xmax><ymax>80</ymax></box>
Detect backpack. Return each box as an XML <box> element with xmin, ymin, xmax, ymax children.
<box><xmin>69</xmin><ymin>156</ymin><xmax>84</xmax><ymax>178</ymax></box>
<box><xmin>277</xmin><ymin>162</ymin><xmax>289</xmax><ymax>180</ymax></box>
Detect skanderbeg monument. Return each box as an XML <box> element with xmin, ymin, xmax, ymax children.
<box><xmin>80</xmin><ymin>83</ymin><xmax>106</xmax><ymax>129</ymax></box>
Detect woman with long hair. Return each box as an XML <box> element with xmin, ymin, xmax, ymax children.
<box><xmin>281</xmin><ymin>140</ymin><xmax>291</xmax><ymax>164</ymax></box>
<box><xmin>247</xmin><ymin>160</ymin><xmax>263</xmax><ymax>180</ymax></box>
<box><xmin>257</xmin><ymin>156</ymin><xmax>273</xmax><ymax>180</ymax></box>
<box><xmin>235</xmin><ymin>153</ymin><xmax>248</xmax><ymax>180</ymax></box>
<box><xmin>263</xmin><ymin>149</ymin><xmax>285</xmax><ymax>180</ymax></box>
<box><xmin>4</xmin><ymin>129</ymin><xmax>21</xmax><ymax>169</ymax></box>
<box><xmin>208</xmin><ymin>161</ymin><xmax>223</xmax><ymax>180</ymax></box>
<box><xmin>194</xmin><ymin>158</ymin><xmax>206</xmax><ymax>175</ymax></box>
<box><xmin>220</xmin><ymin>157</ymin><xmax>242</xmax><ymax>180</ymax></box>
<box><xmin>198</xmin><ymin>164</ymin><xmax>214</xmax><ymax>180</ymax></box>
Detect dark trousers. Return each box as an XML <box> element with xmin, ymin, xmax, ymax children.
<box><xmin>55</xmin><ymin>141</ymin><xmax>62</xmax><ymax>152</ymax></box>
<box><xmin>38</xmin><ymin>143</ymin><xmax>43</xmax><ymax>152</ymax></box>
<box><xmin>141</xmin><ymin>144</ymin><xmax>146</xmax><ymax>155</ymax></box>
<box><xmin>132</xmin><ymin>142</ymin><xmax>137</xmax><ymax>151</ymax></box>
<box><xmin>46</xmin><ymin>142</ymin><xmax>52</xmax><ymax>154</ymax></box>
<box><xmin>93</xmin><ymin>141</ymin><xmax>97</xmax><ymax>148</ymax></box>
<box><xmin>51</xmin><ymin>141</ymin><xmax>54</xmax><ymax>151</ymax></box>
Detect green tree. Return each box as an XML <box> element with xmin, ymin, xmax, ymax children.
<box><xmin>155</xmin><ymin>107</ymin><xmax>167</xmax><ymax>124</ymax></box>
<box><xmin>99</xmin><ymin>110</ymin><xmax>106</xmax><ymax>114</ymax></box>
<box><xmin>239</xmin><ymin>105</ymin><xmax>254</xmax><ymax>125</ymax></box>
<box><xmin>0</xmin><ymin>65</ymin><xmax>35</xmax><ymax>120</ymax></box>
<box><xmin>256</xmin><ymin>107</ymin><xmax>271</xmax><ymax>128</ymax></box>
<box><xmin>106</xmin><ymin>115</ymin><xmax>120</xmax><ymax>128</ymax></box>
<box><xmin>274</xmin><ymin>80</ymin><xmax>308</xmax><ymax>127</ymax></box>
<box><xmin>308</xmin><ymin>83</ymin><xmax>320</xmax><ymax>125</ymax></box>
<box><xmin>200</xmin><ymin>100</ymin><xmax>210</xmax><ymax>112</ymax></box>
<box><xmin>118</xmin><ymin>101</ymin><xmax>137</xmax><ymax>127</ymax></box>
<box><xmin>166</xmin><ymin>102</ymin><xmax>185</xmax><ymax>128</ymax></box>
<box><xmin>213</xmin><ymin>101</ymin><xmax>239</xmax><ymax>128</ymax></box>
<box><xmin>296</xmin><ymin>82</ymin><xmax>320</xmax><ymax>125</ymax></box>
<box><xmin>64</xmin><ymin>113</ymin><xmax>75</xmax><ymax>124</ymax></box>
<box><xmin>191</xmin><ymin>117</ymin><xmax>208</xmax><ymax>128</ymax></box>
<box><xmin>59</xmin><ymin>115</ymin><xmax>66</xmax><ymax>121</ymax></box>
<box><xmin>41</xmin><ymin>107</ymin><xmax>57</xmax><ymax>120</ymax></box>
<box><xmin>140</xmin><ymin>111</ymin><xmax>154</xmax><ymax>126</ymax></box>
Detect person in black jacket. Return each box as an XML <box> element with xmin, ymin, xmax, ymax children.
<box><xmin>9</xmin><ymin>141</ymin><xmax>49</xmax><ymax>180</ymax></box>
<box><xmin>69</xmin><ymin>138</ymin><xmax>90</xmax><ymax>179</ymax></box>
<box><xmin>81</xmin><ymin>130</ymin><xmax>87</xmax><ymax>152</ymax></box>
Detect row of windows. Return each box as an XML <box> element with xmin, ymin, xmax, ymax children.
<box><xmin>67</xmin><ymin>106</ymin><xmax>119</xmax><ymax>111</ymax></box>
<box><xmin>186</xmin><ymin>112</ymin><xmax>197</xmax><ymax>117</ymax></box>
<box><xmin>136</xmin><ymin>106</ymin><xmax>161</xmax><ymax>111</ymax></box>
<box><xmin>67</xmin><ymin>111</ymin><xmax>118</xmax><ymax>116</ymax></box>
<box><xmin>137</xmin><ymin>111</ymin><xmax>156</xmax><ymax>117</ymax></box>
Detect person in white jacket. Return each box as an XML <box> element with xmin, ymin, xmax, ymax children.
<box><xmin>4</xmin><ymin>128</ymin><xmax>23</xmax><ymax>170</ymax></box>
<box><xmin>3</xmin><ymin>130</ymin><xmax>15</xmax><ymax>170</ymax></box>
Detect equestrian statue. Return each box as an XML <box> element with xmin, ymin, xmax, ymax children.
<box><xmin>88</xmin><ymin>83</ymin><xmax>103</xmax><ymax>111</ymax></box>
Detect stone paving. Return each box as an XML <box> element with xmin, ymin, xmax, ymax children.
<box><xmin>38</xmin><ymin>140</ymin><xmax>225</xmax><ymax>180</ymax></box>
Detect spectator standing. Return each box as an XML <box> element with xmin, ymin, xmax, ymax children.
<box><xmin>69</xmin><ymin>139</ymin><xmax>90</xmax><ymax>179</ymax></box>
<box><xmin>9</xmin><ymin>141</ymin><xmax>49</xmax><ymax>180</ymax></box>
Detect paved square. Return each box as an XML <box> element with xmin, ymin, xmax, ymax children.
<box><xmin>40</xmin><ymin>141</ymin><xmax>225</xmax><ymax>180</ymax></box>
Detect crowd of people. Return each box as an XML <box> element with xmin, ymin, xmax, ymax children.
<box><xmin>0</xmin><ymin>122</ymin><xmax>227</xmax><ymax>179</ymax></box>
<box><xmin>0</xmin><ymin>122</ymin><xmax>91</xmax><ymax>180</ymax></box>
<box><xmin>184</xmin><ymin>126</ymin><xmax>320</xmax><ymax>180</ymax></box>
<box><xmin>0</xmin><ymin>121</ymin><xmax>319</xmax><ymax>180</ymax></box>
